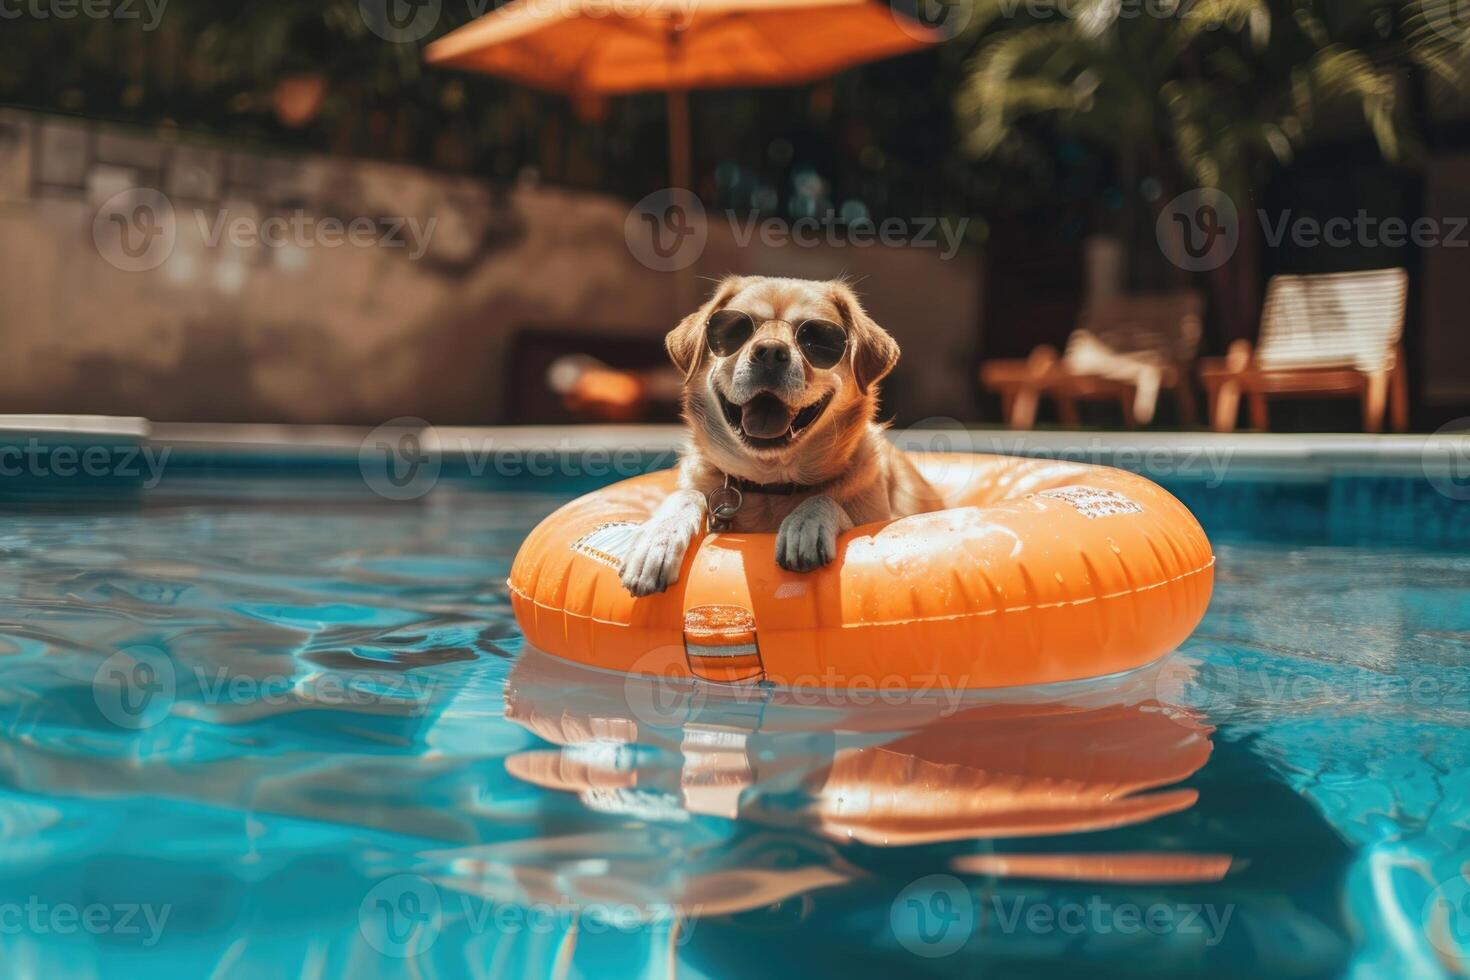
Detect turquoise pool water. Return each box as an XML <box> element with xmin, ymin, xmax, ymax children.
<box><xmin>0</xmin><ymin>471</ymin><xmax>1465</xmax><ymax>978</ymax></box>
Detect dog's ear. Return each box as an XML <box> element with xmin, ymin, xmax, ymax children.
<box><xmin>666</xmin><ymin>276</ymin><xmax>744</xmax><ymax>381</ymax></box>
<box><xmin>665</xmin><ymin>308</ymin><xmax>707</xmax><ymax>382</ymax></box>
<box><xmin>829</xmin><ymin>282</ymin><xmax>899</xmax><ymax>393</ymax></box>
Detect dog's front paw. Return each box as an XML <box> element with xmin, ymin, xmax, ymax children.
<box><xmin>619</xmin><ymin>521</ymin><xmax>695</xmax><ymax>596</ymax></box>
<box><xmin>618</xmin><ymin>490</ymin><xmax>706</xmax><ymax>597</ymax></box>
<box><xmin>776</xmin><ymin>496</ymin><xmax>848</xmax><ymax>572</ymax></box>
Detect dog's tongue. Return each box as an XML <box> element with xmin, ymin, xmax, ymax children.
<box><xmin>740</xmin><ymin>393</ymin><xmax>795</xmax><ymax>439</ymax></box>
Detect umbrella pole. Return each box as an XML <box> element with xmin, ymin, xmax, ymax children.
<box><xmin>665</xmin><ymin>86</ymin><xmax>697</xmax><ymax>311</ymax></box>
<box><xmin>666</xmin><ymin>88</ymin><xmax>691</xmax><ymax>190</ymax></box>
<box><xmin>665</xmin><ymin>26</ymin><xmax>696</xmax><ymax>311</ymax></box>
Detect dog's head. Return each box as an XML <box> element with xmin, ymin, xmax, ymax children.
<box><xmin>666</xmin><ymin>276</ymin><xmax>899</xmax><ymax>481</ymax></box>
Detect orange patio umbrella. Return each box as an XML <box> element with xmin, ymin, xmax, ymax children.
<box><xmin>423</xmin><ymin>0</ymin><xmax>938</xmax><ymax>189</ymax></box>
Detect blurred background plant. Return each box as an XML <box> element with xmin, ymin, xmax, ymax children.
<box><xmin>7</xmin><ymin>0</ymin><xmax>1465</xmax><ymax>258</ymax></box>
<box><xmin>0</xmin><ymin>0</ymin><xmax>977</xmax><ymax>228</ymax></box>
<box><xmin>956</xmin><ymin>0</ymin><xmax>1470</xmax><ymax>328</ymax></box>
<box><xmin>4</xmin><ymin>0</ymin><xmax>1470</xmax><ymax>426</ymax></box>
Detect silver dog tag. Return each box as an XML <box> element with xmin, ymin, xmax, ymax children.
<box><xmin>707</xmin><ymin>485</ymin><xmax>743</xmax><ymax>532</ymax></box>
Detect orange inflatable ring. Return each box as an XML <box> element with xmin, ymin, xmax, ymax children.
<box><xmin>509</xmin><ymin>454</ymin><xmax>1214</xmax><ymax>689</ymax></box>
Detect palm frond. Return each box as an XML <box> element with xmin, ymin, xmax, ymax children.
<box><xmin>957</xmin><ymin>23</ymin><xmax>1087</xmax><ymax>155</ymax></box>
<box><xmin>957</xmin><ymin>0</ymin><xmax>1463</xmax><ymax>197</ymax></box>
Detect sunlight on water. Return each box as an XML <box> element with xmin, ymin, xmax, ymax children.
<box><xmin>0</xmin><ymin>476</ymin><xmax>1464</xmax><ymax>978</ymax></box>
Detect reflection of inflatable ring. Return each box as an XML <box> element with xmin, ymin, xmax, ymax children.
<box><xmin>502</xmin><ymin>650</ymin><xmax>1230</xmax><ymax>880</ymax></box>
<box><xmin>510</xmin><ymin>454</ymin><xmax>1214</xmax><ymax>688</ymax></box>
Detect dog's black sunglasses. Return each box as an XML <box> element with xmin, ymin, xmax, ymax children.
<box><xmin>705</xmin><ymin>309</ymin><xmax>848</xmax><ymax>370</ymax></box>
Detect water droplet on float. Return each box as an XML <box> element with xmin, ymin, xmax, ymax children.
<box><xmin>1054</xmin><ymin>572</ymin><xmax>1065</xmax><ymax>584</ymax></box>
<box><xmin>1108</xmin><ymin>537</ymin><xmax>1122</xmax><ymax>555</ymax></box>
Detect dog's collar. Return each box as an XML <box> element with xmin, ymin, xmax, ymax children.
<box><xmin>726</xmin><ymin>475</ymin><xmax>811</xmax><ymax>496</ymax></box>
<box><xmin>706</xmin><ymin>472</ymin><xmax>825</xmax><ymax>532</ymax></box>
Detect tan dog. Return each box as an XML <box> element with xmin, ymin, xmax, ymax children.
<box><xmin>620</xmin><ymin>276</ymin><xmax>945</xmax><ymax>597</ymax></box>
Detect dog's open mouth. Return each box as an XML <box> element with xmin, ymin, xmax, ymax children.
<box><xmin>718</xmin><ymin>390</ymin><xmax>833</xmax><ymax>449</ymax></box>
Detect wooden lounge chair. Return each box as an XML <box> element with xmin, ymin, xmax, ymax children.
<box><xmin>1198</xmin><ymin>268</ymin><xmax>1409</xmax><ymax>433</ymax></box>
<box><xmin>981</xmin><ymin>292</ymin><xmax>1204</xmax><ymax>429</ymax></box>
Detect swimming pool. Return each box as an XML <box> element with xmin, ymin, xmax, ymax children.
<box><xmin>0</xmin><ymin>423</ymin><xmax>1465</xmax><ymax>978</ymax></box>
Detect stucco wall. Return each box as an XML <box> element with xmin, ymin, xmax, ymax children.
<box><xmin>0</xmin><ymin>108</ymin><xmax>983</xmax><ymax>426</ymax></box>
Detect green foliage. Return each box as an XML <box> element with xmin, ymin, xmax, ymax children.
<box><xmin>956</xmin><ymin>0</ymin><xmax>1468</xmax><ymax>203</ymax></box>
<box><xmin>0</xmin><ymin>1</ymin><xmax>964</xmax><ymax>218</ymax></box>
<box><xmin>0</xmin><ymin>1</ymin><xmax>500</xmax><ymax>159</ymax></box>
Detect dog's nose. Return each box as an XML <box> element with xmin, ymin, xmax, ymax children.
<box><xmin>750</xmin><ymin>340</ymin><xmax>791</xmax><ymax>367</ymax></box>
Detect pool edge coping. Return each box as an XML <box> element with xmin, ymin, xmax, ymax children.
<box><xmin>1</xmin><ymin>417</ymin><xmax>1466</xmax><ymax>482</ymax></box>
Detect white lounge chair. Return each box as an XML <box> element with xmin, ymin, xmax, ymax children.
<box><xmin>1199</xmin><ymin>268</ymin><xmax>1409</xmax><ymax>433</ymax></box>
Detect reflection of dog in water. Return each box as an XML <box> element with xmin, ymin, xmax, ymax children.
<box><xmin>502</xmin><ymin>649</ymin><xmax>1222</xmax><ymax>858</ymax></box>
